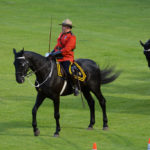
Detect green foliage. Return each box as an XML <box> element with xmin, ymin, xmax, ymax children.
<box><xmin>0</xmin><ymin>0</ymin><xmax>150</xmax><ymax>149</ymax></box>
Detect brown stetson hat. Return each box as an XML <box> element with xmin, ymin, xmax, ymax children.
<box><xmin>59</xmin><ymin>19</ymin><xmax>74</xmax><ymax>28</ymax></box>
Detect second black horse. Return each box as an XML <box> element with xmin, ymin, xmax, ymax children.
<box><xmin>140</xmin><ymin>39</ymin><xmax>150</xmax><ymax>67</ymax></box>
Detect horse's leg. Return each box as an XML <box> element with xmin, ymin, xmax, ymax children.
<box><xmin>32</xmin><ymin>92</ymin><xmax>46</xmax><ymax>136</ymax></box>
<box><xmin>93</xmin><ymin>88</ymin><xmax>108</xmax><ymax>130</ymax></box>
<box><xmin>53</xmin><ymin>97</ymin><xmax>61</xmax><ymax>137</ymax></box>
<box><xmin>82</xmin><ymin>88</ymin><xmax>95</xmax><ymax>129</ymax></box>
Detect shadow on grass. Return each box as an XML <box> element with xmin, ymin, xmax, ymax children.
<box><xmin>0</xmin><ymin>121</ymin><xmax>54</xmax><ymax>137</ymax></box>
<box><xmin>0</xmin><ymin>121</ymin><xmax>31</xmax><ymax>135</ymax></box>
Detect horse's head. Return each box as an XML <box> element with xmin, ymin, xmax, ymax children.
<box><xmin>140</xmin><ymin>39</ymin><xmax>150</xmax><ymax>67</ymax></box>
<box><xmin>13</xmin><ymin>48</ymin><xmax>30</xmax><ymax>83</ymax></box>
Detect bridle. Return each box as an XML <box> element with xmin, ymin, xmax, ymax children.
<box><xmin>16</xmin><ymin>56</ymin><xmax>54</xmax><ymax>88</ymax></box>
<box><xmin>15</xmin><ymin>56</ymin><xmax>29</xmax><ymax>76</ymax></box>
<box><xmin>144</xmin><ymin>49</ymin><xmax>150</xmax><ymax>52</ymax></box>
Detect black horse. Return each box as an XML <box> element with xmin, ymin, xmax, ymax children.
<box><xmin>13</xmin><ymin>48</ymin><xmax>120</xmax><ymax>137</ymax></box>
<box><xmin>140</xmin><ymin>39</ymin><xmax>150</xmax><ymax>67</ymax></box>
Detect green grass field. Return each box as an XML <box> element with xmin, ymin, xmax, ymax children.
<box><xmin>0</xmin><ymin>0</ymin><xmax>150</xmax><ymax>149</ymax></box>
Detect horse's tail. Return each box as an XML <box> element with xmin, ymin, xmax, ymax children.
<box><xmin>100</xmin><ymin>66</ymin><xmax>121</xmax><ymax>84</ymax></box>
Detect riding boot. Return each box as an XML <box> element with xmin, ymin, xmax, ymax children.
<box><xmin>71</xmin><ymin>76</ymin><xmax>79</xmax><ymax>96</ymax></box>
<box><xmin>60</xmin><ymin>61</ymin><xmax>79</xmax><ymax>96</ymax></box>
<box><xmin>68</xmin><ymin>75</ymin><xmax>79</xmax><ymax>96</ymax></box>
<box><xmin>73</xmin><ymin>83</ymin><xmax>79</xmax><ymax>96</ymax></box>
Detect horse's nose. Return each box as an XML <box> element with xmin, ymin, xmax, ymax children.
<box><xmin>16</xmin><ymin>76</ymin><xmax>25</xmax><ymax>84</ymax></box>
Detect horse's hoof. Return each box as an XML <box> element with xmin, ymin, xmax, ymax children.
<box><xmin>87</xmin><ymin>127</ymin><xmax>93</xmax><ymax>130</ymax></box>
<box><xmin>34</xmin><ymin>129</ymin><xmax>40</xmax><ymax>136</ymax></box>
<box><xmin>53</xmin><ymin>133</ymin><xmax>59</xmax><ymax>137</ymax></box>
<box><xmin>103</xmin><ymin>127</ymin><xmax>108</xmax><ymax>130</ymax></box>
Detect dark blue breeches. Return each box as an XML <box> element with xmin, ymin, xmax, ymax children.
<box><xmin>60</xmin><ymin>61</ymin><xmax>71</xmax><ymax>75</ymax></box>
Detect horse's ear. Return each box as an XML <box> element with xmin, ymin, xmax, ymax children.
<box><xmin>21</xmin><ymin>48</ymin><xmax>24</xmax><ymax>54</ymax></box>
<box><xmin>140</xmin><ymin>40</ymin><xmax>145</xmax><ymax>48</ymax></box>
<box><xmin>13</xmin><ymin>48</ymin><xmax>16</xmax><ymax>54</ymax></box>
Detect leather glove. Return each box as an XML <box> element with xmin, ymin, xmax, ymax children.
<box><xmin>49</xmin><ymin>51</ymin><xmax>63</xmax><ymax>58</ymax></box>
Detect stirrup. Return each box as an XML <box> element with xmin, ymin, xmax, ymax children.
<box><xmin>74</xmin><ymin>87</ymin><xmax>79</xmax><ymax>96</ymax></box>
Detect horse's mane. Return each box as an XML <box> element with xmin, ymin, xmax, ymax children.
<box><xmin>24</xmin><ymin>51</ymin><xmax>48</xmax><ymax>64</ymax></box>
<box><xmin>24</xmin><ymin>51</ymin><xmax>44</xmax><ymax>59</ymax></box>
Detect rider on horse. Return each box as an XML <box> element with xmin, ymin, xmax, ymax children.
<box><xmin>49</xmin><ymin>19</ymin><xmax>79</xmax><ymax>96</ymax></box>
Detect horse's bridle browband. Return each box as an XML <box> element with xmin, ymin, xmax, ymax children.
<box><xmin>16</xmin><ymin>56</ymin><xmax>25</xmax><ymax>59</ymax></box>
<box><xmin>144</xmin><ymin>49</ymin><xmax>150</xmax><ymax>52</ymax></box>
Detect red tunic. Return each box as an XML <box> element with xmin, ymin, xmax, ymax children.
<box><xmin>54</xmin><ymin>31</ymin><xmax>76</xmax><ymax>62</ymax></box>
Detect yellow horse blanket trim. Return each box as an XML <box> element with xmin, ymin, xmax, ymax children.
<box><xmin>56</xmin><ymin>61</ymin><xmax>86</xmax><ymax>82</ymax></box>
<box><xmin>56</xmin><ymin>61</ymin><xmax>63</xmax><ymax>77</ymax></box>
<box><xmin>69</xmin><ymin>62</ymin><xmax>86</xmax><ymax>81</ymax></box>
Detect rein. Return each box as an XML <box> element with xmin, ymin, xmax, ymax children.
<box><xmin>26</xmin><ymin>61</ymin><xmax>54</xmax><ymax>88</ymax></box>
<box><xmin>26</xmin><ymin>62</ymin><xmax>49</xmax><ymax>78</ymax></box>
<box><xmin>27</xmin><ymin>61</ymin><xmax>54</xmax><ymax>88</ymax></box>
<box><xmin>17</xmin><ymin>56</ymin><xmax>54</xmax><ymax>88</ymax></box>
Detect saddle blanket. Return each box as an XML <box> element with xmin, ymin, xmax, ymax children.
<box><xmin>56</xmin><ymin>61</ymin><xmax>86</xmax><ymax>82</ymax></box>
